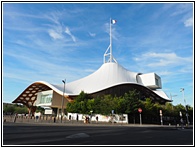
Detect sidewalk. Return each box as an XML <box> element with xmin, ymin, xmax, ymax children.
<box><xmin>3</xmin><ymin>115</ymin><xmax>193</xmax><ymax>129</ymax></box>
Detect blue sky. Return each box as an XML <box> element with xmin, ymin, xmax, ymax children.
<box><xmin>3</xmin><ymin>2</ymin><xmax>194</xmax><ymax>106</ymax></box>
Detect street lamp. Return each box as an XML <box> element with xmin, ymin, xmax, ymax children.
<box><xmin>170</xmin><ymin>93</ymin><xmax>177</xmax><ymax>110</ymax></box>
<box><xmin>170</xmin><ymin>93</ymin><xmax>177</xmax><ymax>101</ymax></box>
<box><xmin>180</xmin><ymin>88</ymin><xmax>189</xmax><ymax>125</ymax></box>
<box><xmin>61</xmin><ymin>79</ymin><xmax>66</xmax><ymax>123</ymax></box>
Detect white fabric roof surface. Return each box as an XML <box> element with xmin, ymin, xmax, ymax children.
<box><xmin>51</xmin><ymin>62</ymin><xmax>170</xmax><ymax>101</ymax></box>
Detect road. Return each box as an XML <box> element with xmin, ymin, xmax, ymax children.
<box><xmin>3</xmin><ymin>122</ymin><xmax>193</xmax><ymax>146</ymax></box>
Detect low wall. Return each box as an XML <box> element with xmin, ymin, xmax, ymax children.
<box><xmin>67</xmin><ymin>113</ymin><xmax>128</xmax><ymax>124</ymax></box>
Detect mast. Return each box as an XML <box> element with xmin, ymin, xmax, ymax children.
<box><xmin>110</xmin><ymin>18</ymin><xmax>112</xmax><ymax>63</ymax></box>
<box><xmin>104</xmin><ymin>18</ymin><xmax>117</xmax><ymax>63</ymax></box>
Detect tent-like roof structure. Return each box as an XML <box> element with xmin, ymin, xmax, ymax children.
<box><xmin>13</xmin><ymin>62</ymin><xmax>171</xmax><ymax>107</ymax></box>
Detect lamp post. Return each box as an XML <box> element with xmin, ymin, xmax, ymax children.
<box><xmin>180</xmin><ymin>88</ymin><xmax>189</xmax><ymax>126</ymax></box>
<box><xmin>170</xmin><ymin>93</ymin><xmax>177</xmax><ymax>102</ymax></box>
<box><xmin>61</xmin><ymin>79</ymin><xmax>66</xmax><ymax>123</ymax></box>
<box><xmin>170</xmin><ymin>93</ymin><xmax>177</xmax><ymax>110</ymax></box>
<box><xmin>160</xmin><ymin>110</ymin><xmax>163</xmax><ymax>125</ymax></box>
<box><xmin>90</xmin><ymin>110</ymin><xmax>93</xmax><ymax>123</ymax></box>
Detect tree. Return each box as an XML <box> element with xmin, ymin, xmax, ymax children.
<box><xmin>124</xmin><ymin>90</ymin><xmax>141</xmax><ymax>114</ymax></box>
<box><xmin>75</xmin><ymin>91</ymin><xmax>91</xmax><ymax>102</ymax></box>
<box><xmin>114</xmin><ymin>96</ymin><xmax>126</xmax><ymax>114</ymax></box>
<box><xmin>93</xmin><ymin>96</ymin><xmax>102</xmax><ymax>114</ymax></box>
<box><xmin>86</xmin><ymin>99</ymin><xmax>95</xmax><ymax>112</ymax></box>
<box><xmin>3</xmin><ymin>104</ymin><xmax>28</xmax><ymax>114</ymax></box>
<box><xmin>123</xmin><ymin>90</ymin><xmax>141</xmax><ymax>123</ymax></box>
<box><xmin>66</xmin><ymin>90</ymin><xmax>193</xmax><ymax>125</ymax></box>
<box><xmin>99</xmin><ymin>95</ymin><xmax>113</xmax><ymax>115</ymax></box>
<box><xmin>35</xmin><ymin>106</ymin><xmax>44</xmax><ymax>114</ymax></box>
<box><xmin>66</xmin><ymin>91</ymin><xmax>92</xmax><ymax>114</ymax></box>
<box><xmin>3</xmin><ymin>105</ymin><xmax>15</xmax><ymax>114</ymax></box>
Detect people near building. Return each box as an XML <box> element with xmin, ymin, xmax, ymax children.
<box><xmin>84</xmin><ymin>116</ymin><xmax>86</xmax><ymax>123</ymax></box>
<box><xmin>35</xmin><ymin>115</ymin><xmax>40</xmax><ymax>122</ymax></box>
<box><xmin>13</xmin><ymin>113</ymin><xmax>17</xmax><ymax>123</ymax></box>
<box><xmin>54</xmin><ymin>116</ymin><xmax>56</xmax><ymax>123</ymax></box>
<box><xmin>180</xmin><ymin>118</ymin><xmax>184</xmax><ymax>129</ymax></box>
<box><xmin>87</xmin><ymin>116</ymin><xmax>89</xmax><ymax>123</ymax></box>
<box><xmin>96</xmin><ymin>116</ymin><xmax>98</xmax><ymax>123</ymax></box>
<box><xmin>69</xmin><ymin>115</ymin><xmax>71</xmax><ymax>121</ymax></box>
<box><xmin>76</xmin><ymin>114</ymin><xmax>79</xmax><ymax>122</ymax></box>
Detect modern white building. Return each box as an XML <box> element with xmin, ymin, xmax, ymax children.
<box><xmin>12</xmin><ymin>61</ymin><xmax>171</xmax><ymax>115</ymax></box>
<box><xmin>12</xmin><ymin>19</ymin><xmax>171</xmax><ymax>115</ymax></box>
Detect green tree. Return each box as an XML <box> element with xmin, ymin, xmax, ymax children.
<box><xmin>66</xmin><ymin>91</ymin><xmax>92</xmax><ymax>114</ymax></box>
<box><xmin>99</xmin><ymin>95</ymin><xmax>114</xmax><ymax>115</ymax></box>
<box><xmin>66</xmin><ymin>89</ymin><xmax>195</xmax><ymax>125</ymax></box>
<box><xmin>124</xmin><ymin>90</ymin><xmax>141</xmax><ymax>114</ymax></box>
<box><xmin>93</xmin><ymin>96</ymin><xmax>102</xmax><ymax>114</ymax></box>
<box><xmin>3</xmin><ymin>104</ymin><xmax>28</xmax><ymax>114</ymax></box>
<box><xmin>14</xmin><ymin>107</ymin><xmax>28</xmax><ymax>114</ymax></box>
<box><xmin>123</xmin><ymin>90</ymin><xmax>141</xmax><ymax>123</ymax></box>
<box><xmin>3</xmin><ymin>105</ymin><xmax>15</xmax><ymax>114</ymax></box>
<box><xmin>86</xmin><ymin>98</ymin><xmax>95</xmax><ymax>112</ymax></box>
<box><xmin>75</xmin><ymin>91</ymin><xmax>91</xmax><ymax>102</ymax></box>
<box><xmin>114</xmin><ymin>96</ymin><xmax>126</xmax><ymax>114</ymax></box>
<box><xmin>35</xmin><ymin>106</ymin><xmax>44</xmax><ymax>114</ymax></box>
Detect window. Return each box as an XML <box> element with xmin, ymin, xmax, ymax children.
<box><xmin>40</xmin><ymin>94</ymin><xmax>52</xmax><ymax>104</ymax></box>
<box><xmin>155</xmin><ymin>78</ymin><xmax>159</xmax><ymax>86</ymax></box>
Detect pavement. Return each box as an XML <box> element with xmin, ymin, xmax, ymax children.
<box><xmin>3</xmin><ymin>115</ymin><xmax>193</xmax><ymax>128</ymax></box>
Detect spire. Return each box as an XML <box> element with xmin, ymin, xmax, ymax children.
<box><xmin>104</xmin><ymin>18</ymin><xmax>117</xmax><ymax>63</ymax></box>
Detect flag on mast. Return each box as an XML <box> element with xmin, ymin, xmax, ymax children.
<box><xmin>111</xmin><ymin>19</ymin><xmax>117</xmax><ymax>24</ymax></box>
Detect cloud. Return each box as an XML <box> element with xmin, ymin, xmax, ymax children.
<box><xmin>170</xmin><ymin>3</ymin><xmax>192</xmax><ymax>16</ymax></box>
<box><xmin>65</xmin><ymin>27</ymin><xmax>76</xmax><ymax>42</ymax></box>
<box><xmin>3</xmin><ymin>49</ymin><xmax>92</xmax><ymax>84</ymax></box>
<box><xmin>48</xmin><ymin>29</ymin><xmax>63</xmax><ymax>40</ymax></box>
<box><xmin>89</xmin><ymin>32</ymin><xmax>96</xmax><ymax>37</ymax></box>
<box><xmin>45</xmin><ymin>12</ymin><xmax>77</xmax><ymax>42</ymax></box>
<box><xmin>184</xmin><ymin>17</ymin><xmax>193</xmax><ymax>27</ymax></box>
<box><xmin>158</xmin><ymin>71</ymin><xmax>172</xmax><ymax>76</ymax></box>
<box><xmin>132</xmin><ymin>52</ymin><xmax>192</xmax><ymax>76</ymax></box>
<box><xmin>84</xmin><ymin>68</ymin><xmax>96</xmax><ymax>73</ymax></box>
<box><xmin>104</xmin><ymin>22</ymin><xmax>119</xmax><ymax>41</ymax></box>
<box><xmin>139</xmin><ymin>52</ymin><xmax>192</xmax><ymax>67</ymax></box>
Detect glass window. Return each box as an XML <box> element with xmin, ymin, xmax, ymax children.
<box><xmin>155</xmin><ymin>78</ymin><xmax>159</xmax><ymax>86</ymax></box>
<box><xmin>40</xmin><ymin>94</ymin><xmax>52</xmax><ymax>104</ymax></box>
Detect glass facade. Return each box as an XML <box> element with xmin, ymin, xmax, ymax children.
<box><xmin>155</xmin><ymin>78</ymin><xmax>159</xmax><ymax>86</ymax></box>
<box><xmin>40</xmin><ymin>94</ymin><xmax>52</xmax><ymax>104</ymax></box>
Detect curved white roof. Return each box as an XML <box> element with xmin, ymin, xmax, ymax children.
<box><xmin>55</xmin><ymin>62</ymin><xmax>138</xmax><ymax>95</ymax></box>
<box><xmin>52</xmin><ymin>62</ymin><xmax>170</xmax><ymax>101</ymax></box>
<box><xmin>13</xmin><ymin>62</ymin><xmax>171</xmax><ymax>106</ymax></box>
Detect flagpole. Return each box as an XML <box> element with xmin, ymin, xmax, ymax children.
<box><xmin>110</xmin><ymin>18</ymin><xmax>112</xmax><ymax>63</ymax></box>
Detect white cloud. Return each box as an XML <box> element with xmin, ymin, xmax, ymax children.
<box><xmin>158</xmin><ymin>71</ymin><xmax>172</xmax><ymax>76</ymax></box>
<box><xmin>170</xmin><ymin>3</ymin><xmax>192</xmax><ymax>16</ymax></box>
<box><xmin>184</xmin><ymin>17</ymin><xmax>193</xmax><ymax>27</ymax></box>
<box><xmin>89</xmin><ymin>32</ymin><xmax>96</xmax><ymax>37</ymax></box>
<box><xmin>3</xmin><ymin>49</ymin><xmax>90</xmax><ymax>84</ymax></box>
<box><xmin>134</xmin><ymin>52</ymin><xmax>192</xmax><ymax>68</ymax></box>
<box><xmin>84</xmin><ymin>68</ymin><xmax>96</xmax><ymax>73</ymax></box>
<box><xmin>48</xmin><ymin>29</ymin><xmax>63</xmax><ymax>40</ymax></box>
<box><xmin>65</xmin><ymin>27</ymin><xmax>76</xmax><ymax>42</ymax></box>
<box><xmin>104</xmin><ymin>22</ymin><xmax>119</xmax><ymax>41</ymax></box>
